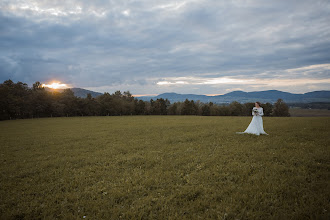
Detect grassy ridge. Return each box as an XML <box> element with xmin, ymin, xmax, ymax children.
<box><xmin>0</xmin><ymin>116</ymin><xmax>329</xmax><ymax>219</ymax></box>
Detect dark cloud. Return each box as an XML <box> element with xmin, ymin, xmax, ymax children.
<box><xmin>0</xmin><ymin>0</ymin><xmax>329</xmax><ymax>94</ymax></box>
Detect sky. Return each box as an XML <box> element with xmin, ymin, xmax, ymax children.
<box><xmin>0</xmin><ymin>0</ymin><xmax>330</xmax><ymax>96</ymax></box>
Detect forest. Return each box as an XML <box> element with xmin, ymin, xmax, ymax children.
<box><xmin>0</xmin><ymin>80</ymin><xmax>290</xmax><ymax>120</ymax></box>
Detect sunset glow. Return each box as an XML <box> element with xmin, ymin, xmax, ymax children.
<box><xmin>133</xmin><ymin>94</ymin><xmax>159</xmax><ymax>97</ymax></box>
<box><xmin>42</xmin><ymin>82</ymin><xmax>68</xmax><ymax>89</ymax></box>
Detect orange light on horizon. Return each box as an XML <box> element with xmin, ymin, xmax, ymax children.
<box><xmin>205</xmin><ymin>94</ymin><xmax>224</xmax><ymax>96</ymax></box>
<box><xmin>42</xmin><ymin>82</ymin><xmax>68</xmax><ymax>89</ymax></box>
<box><xmin>133</xmin><ymin>94</ymin><xmax>159</xmax><ymax>97</ymax></box>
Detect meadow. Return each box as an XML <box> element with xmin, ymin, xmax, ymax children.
<box><xmin>0</xmin><ymin>116</ymin><xmax>329</xmax><ymax>219</ymax></box>
<box><xmin>289</xmin><ymin>108</ymin><xmax>330</xmax><ymax>117</ymax></box>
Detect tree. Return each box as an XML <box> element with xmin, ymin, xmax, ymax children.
<box><xmin>80</xmin><ymin>93</ymin><xmax>100</xmax><ymax>116</ymax></box>
<box><xmin>60</xmin><ymin>89</ymin><xmax>80</xmax><ymax>116</ymax></box>
<box><xmin>0</xmin><ymin>80</ymin><xmax>31</xmax><ymax>119</ymax></box>
<box><xmin>229</xmin><ymin>101</ymin><xmax>243</xmax><ymax>116</ymax></box>
<box><xmin>123</xmin><ymin>91</ymin><xmax>133</xmax><ymax>101</ymax></box>
<box><xmin>273</xmin><ymin>99</ymin><xmax>290</xmax><ymax>116</ymax></box>
<box><xmin>263</xmin><ymin>102</ymin><xmax>273</xmax><ymax>116</ymax></box>
<box><xmin>135</xmin><ymin>100</ymin><xmax>146</xmax><ymax>115</ymax></box>
<box><xmin>121</xmin><ymin>91</ymin><xmax>135</xmax><ymax>115</ymax></box>
<box><xmin>167</xmin><ymin>103</ymin><xmax>178</xmax><ymax>115</ymax></box>
<box><xmin>243</xmin><ymin>103</ymin><xmax>255</xmax><ymax>116</ymax></box>
<box><xmin>201</xmin><ymin>104</ymin><xmax>211</xmax><ymax>116</ymax></box>
<box><xmin>195</xmin><ymin>100</ymin><xmax>203</xmax><ymax>115</ymax></box>
<box><xmin>33</xmin><ymin>81</ymin><xmax>44</xmax><ymax>90</ymax></box>
<box><xmin>97</xmin><ymin>92</ymin><xmax>115</xmax><ymax>116</ymax></box>
<box><xmin>114</xmin><ymin>90</ymin><xmax>122</xmax><ymax>97</ymax></box>
<box><xmin>31</xmin><ymin>85</ymin><xmax>51</xmax><ymax>118</ymax></box>
<box><xmin>151</xmin><ymin>98</ymin><xmax>168</xmax><ymax>115</ymax></box>
<box><xmin>181</xmin><ymin>99</ymin><xmax>197</xmax><ymax>115</ymax></box>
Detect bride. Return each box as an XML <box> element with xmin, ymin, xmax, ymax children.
<box><xmin>237</xmin><ymin>102</ymin><xmax>268</xmax><ymax>135</ymax></box>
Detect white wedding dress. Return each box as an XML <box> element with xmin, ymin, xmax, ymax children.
<box><xmin>237</xmin><ymin>107</ymin><xmax>268</xmax><ymax>135</ymax></box>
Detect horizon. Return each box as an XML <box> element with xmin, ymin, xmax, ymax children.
<box><xmin>85</xmin><ymin>89</ymin><xmax>330</xmax><ymax>97</ymax></box>
<box><xmin>39</xmin><ymin>84</ymin><xmax>329</xmax><ymax>97</ymax></box>
<box><xmin>1</xmin><ymin>1</ymin><xmax>330</xmax><ymax>94</ymax></box>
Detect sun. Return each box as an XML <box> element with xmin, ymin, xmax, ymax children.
<box><xmin>42</xmin><ymin>82</ymin><xmax>68</xmax><ymax>89</ymax></box>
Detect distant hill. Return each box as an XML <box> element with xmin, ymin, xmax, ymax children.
<box><xmin>46</xmin><ymin>87</ymin><xmax>330</xmax><ymax>103</ymax></box>
<box><xmin>45</xmin><ymin>87</ymin><xmax>103</xmax><ymax>98</ymax></box>
<box><xmin>138</xmin><ymin>90</ymin><xmax>330</xmax><ymax>104</ymax></box>
<box><xmin>70</xmin><ymin>88</ymin><xmax>103</xmax><ymax>98</ymax></box>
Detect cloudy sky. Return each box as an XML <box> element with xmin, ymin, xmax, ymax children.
<box><xmin>0</xmin><ymin>0</ymin><xmax>330</xmax><ymax>95</ymax></box>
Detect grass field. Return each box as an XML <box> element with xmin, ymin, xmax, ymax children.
<box><xmin>289</xmin><ymin>108</ymin><xmax>330</xmax><ymax>117</ymax></box>
<box><xmin>0</xmin><ymin>116</ymin><xmax>329</xmax><ymax>219</ymax></box>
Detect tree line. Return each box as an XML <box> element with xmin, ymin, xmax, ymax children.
<box><xmin>0</xmin><ymin>80</ymin><xmax>290</xmax><ymax>120</ymax></box>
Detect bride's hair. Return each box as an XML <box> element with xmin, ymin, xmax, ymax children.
<box><xmin>256</xmin><ymin>101</ymin><xmax>261</xmax><ymax>106</ymax></box>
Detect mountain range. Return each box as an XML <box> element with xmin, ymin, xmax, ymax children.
<box><xmin>57</xmin><ymin>88</ymin><xmax>330</xmax><ymax>104</ymax></box>
<box><xmin>137</xmin><ymin>90</ymin><xmax>330</xmax><ymax>104</ymax></box>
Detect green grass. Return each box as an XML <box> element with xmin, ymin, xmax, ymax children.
<box><xmin>0</xmin><ymin>116</ymin><xmax>329</xmax><ymax>219</ymax></box>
